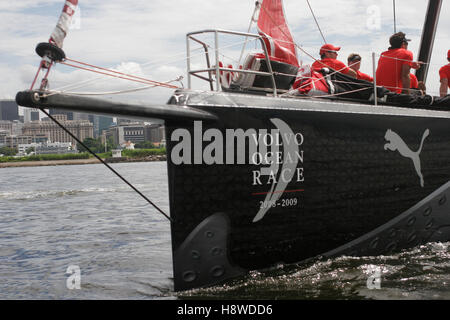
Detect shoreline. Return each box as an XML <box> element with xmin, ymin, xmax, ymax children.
<box><xmin>0</xmin><ymin>155</ymin><xmax>167</xmax><ymax>168</ymax></box>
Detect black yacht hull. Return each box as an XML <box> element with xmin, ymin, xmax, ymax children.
<box><xmin>165</xmin><ymin>90</ymin><xmax>450</xmax><ymax>291</ymax></box>
<box><xmin>16</xmin><ymin>89</ymin><xmax>450</xmax><ymax>291</ymax></box>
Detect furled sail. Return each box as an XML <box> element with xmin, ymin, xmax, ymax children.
<box><xmin>257</xmin><ymin>0</ymin><xmax>299</xmax><ymax>67</ymax></box>
<box><xmin>50</xmin><ymin>0</ymin><xmax>79</xmax><ymax>48</ymax></box>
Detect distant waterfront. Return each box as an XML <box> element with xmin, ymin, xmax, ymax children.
<box><xmin>0</xmin><ymin>148</ymin><xmax>166</xmax><ymax>168</ymax></box>
<box><xmin>0</xmin><ymin>154</ymin><xmax>166</xmax><ymax>168</ymax></box>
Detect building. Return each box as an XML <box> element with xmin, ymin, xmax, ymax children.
<box><xmin>96</xmin><ymin>115</ymin><xmax>114</xmax><ymax>137</ymax></box>
<box><xmin>0</xmin><ymin>131</ymin><xmax>8</xmax><ymax>147</ymax></box>
<box><xmin>144</xmin><ymin>124</ymin><xmax>165</xmax><ymax>143</ymax></box>
<box><xmin>18</xmin><ymin>142</ymin><xmax>74</xmax><ymax>156</ymax></box>
<box><xmin>117</xmin><ymin>118</ymin><xmax>139</xmax><ymax>125</ymax></box>
<box><xmin>1</xmin><ymin>135</ymin><xmax>33</xmax><ymax>149</ymax></box>
<box><xmin>17</xmin><ymin>143</ymin><xmax>38</xmax><ymax>155</ymax></box>
<box><xmin>123</xmin><ymin>124</ymin><xmax>145</xmax><ymax>143</ymax></box>
<box><xmin>0</xmin><ymin>120</ymin><xmax>12</xmax><ymax>134</ymax></box>
<box><xmin>106</xmin><ymin>123</ymin><xmax>145</xmax><ymax>146</ymax></box>
<box><xmin>47</xmin><ymin>110</ymin><xmax>114</xmax><ymax>138</ymax></box>
<box><xmin>31</xmin><ymin>133</ymin><xmax>49</xmax><ymax>144</ymax></box>
<box><xmin>0</xmin><ymin>100</ymin><xmax>19</xmax><ymax>121</ymax></box>
<box><xmin>23</xmin><ymin>108</ymin><xmax>40</xmax><ymax>123</ymax></box>
<box><xmin>22</xmin><ymin>114</ymin><xmax>93</xmax><ymax>147</ymax></box>
<box><xmin>49</xmin><ymin>109</ymin><xmax>73</xmax><ymax>120</ymax></box>
<box><xmin>11</xmin><ymin>120</ymin><xmax>23</xmax><ymax>136</ymax></box>
<box><xmin>106</xmin><ymin>123</ymin><xmax>165</xmax><ymax>147</ymax></box>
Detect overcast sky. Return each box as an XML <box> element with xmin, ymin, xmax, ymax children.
<box><xmin>1</xmin><ymin>0</ymin><xmax>448</xmax><ymax>109</ymax></box>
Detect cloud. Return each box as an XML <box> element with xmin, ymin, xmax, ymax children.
<box><xmin>1</xmin><ymin>0</ymin><xmax>448</xmax><ymax>103</ymax></box>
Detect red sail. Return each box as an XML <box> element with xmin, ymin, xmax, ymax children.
<box><xmin>257</xmin><ymin>0</ymin><xmax>299</xmax><ymax>67</ymax></box>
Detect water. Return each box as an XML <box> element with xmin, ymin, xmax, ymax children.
<box><xmin>1</xmin><ymin>162</ymin><xmax>449</xmax><ymax>300</ymax></box>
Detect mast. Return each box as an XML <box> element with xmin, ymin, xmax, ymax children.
<box><xmin>415</xmin><ymin>0</ymin><xmax>442</xmax><ymax>83</ymax></box>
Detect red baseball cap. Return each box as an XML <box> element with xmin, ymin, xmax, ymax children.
<box><xmin>448</xmin><ymin>49</ymin><xmax>450</xmax><ymax>59</ymax></box>
<box><xmin>320</xmin><ymin>44</ymin><xmax>341</xmax><ymax>55</ymax></box>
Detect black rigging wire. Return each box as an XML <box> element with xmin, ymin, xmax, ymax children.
<box><xmin>39</xmin><ymin>108</ymin><xmax>173</xmax><ymax>223</ymax></box>
<box><xmin>306</xmin><ymin>0</ymin><xmax>327</xmax><ymax>44</ymax></box>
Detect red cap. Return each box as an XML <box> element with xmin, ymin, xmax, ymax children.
<box><xmin>320</xmin><ymin>44</ymin><xmax>341</xmax><ymax>55</ymax></box>
<box><xmin>448</xmin><ymin>49</ymin><xmax>450</xmax><ymax>59</ymax></box>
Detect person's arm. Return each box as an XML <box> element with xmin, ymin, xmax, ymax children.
<box><xmin>346</xmin><ymin>68</ymin><xmax>357</xmax><ymax>79</ymax></box>
<box><xmin>440</xmin><ymin>78</ymin><xmax>448</xmax><ymax>97</ymax></box>
<box><xmin>410</xmin><ymin>61</ymin><xmax>423</xmax><ymax>70</ymax></box>
<box><xmin>401</xmin><ymin>64</ymin><xmax>411</xmax><ymax>94</ymax></box>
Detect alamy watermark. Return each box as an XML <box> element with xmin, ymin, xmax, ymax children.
<box><xmin>70</xmin><ymin>5</ymin><xmax>81</xmax><ymax>30</ymax></box>
<box><xmin>66</xmin><ymin>265</ymin><xmax>81</xmax><ymax>290</ymax></box>
<box><xmin>366</xmin><ymin>265</ymin><xmax>382</xmax><ymax>290</ymax></box>
<box><xmin>366</xmin><ymin>5</ymin><xmax>381</xmax><ymax>31</ymax></box>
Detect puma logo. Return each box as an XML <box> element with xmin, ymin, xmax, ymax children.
<box><xmin>384</xmin><ymin>129</ymin><xmax>430</xmax><ymax>187</ymax></box>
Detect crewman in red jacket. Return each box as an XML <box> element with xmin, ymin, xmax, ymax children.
<box><xmin>376</xmin><ymin>32</ymin><xmax>421</xmax><ymax>95</ymax></box>
<box><xmin>347</xmin><ymin>53</ymin><xmax>373</xmax><ymax>82</ymax></box>
<box><xmin>439</xmin><ymin>50</ymin><xmax>450</xmax><ymax>97</ymax></box>
<box><xmin>312</xmin><ymin>44</ymin><xmax>357</xmax><ymax>78</ymax></box>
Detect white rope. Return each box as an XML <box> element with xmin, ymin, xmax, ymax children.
<box><xmin>51</xmin><ymin>37</ymin><xmax>259</xmax><ymax>94</ymax></box>
<box><xmin>306</xmin><ymin>0</ymin><xmax>327</xmax><ymax>44</ymax></box>
<box><xmin>238</xmin><ymin>1</ymin><xmax>260</xmax><ymax>66</ymax></box>
<box><xmin>44</xmin><ymin>77</ymin><xmax>183</xmax><ymax>97</ymax></box>
<box><xmin>50</xmin><ymin>44</ymin><xmax>208</xmax><ymax>93</ymax></box>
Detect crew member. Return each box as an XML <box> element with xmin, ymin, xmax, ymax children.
<box><xmin>347</xmin><ymin>53</ymin><xmax>373</xmax><ymax>81</ymax></box>
<box><xmin>409</xmin><ymin>73</ymin><xmax>426</xmax><ymax>96</ymax></box>
<box><xmin>312</xmin><ymin>44</ymin><xmax>357</xmax><ymax>78</ymax></box>
<box><xmin>376</xmin><ymin>32</ymin><xmax>421</xmax><ymax>95</ymax></box>
<box><xmin>439</xmin><ymin>50</ymin><xmax>450</xmax><ymax>97</ymax></box>
<box><xmin>410</xmin><ymin>73</ymin><xmax>418</xmax><ymax>89</ymax></box>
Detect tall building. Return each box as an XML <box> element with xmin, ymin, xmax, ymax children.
<box><xmin>0</xmin><ymin>100</ymin><xmax>19</xmax><ymax>121</ymax></box>
<box><xmin>23</xmin><ymin>108</ymin><xmax>40</xmax><ymax>123</ymax></box>
<box><xmin>97</xmin><ymin>115</ymin><xmax>114</xmax><ymax>136</ymax></box>
<box><xmin>22</xmin><ymin>114</ymin><xmax>93</xmax><ymax>147</ymax></box>
<box><xmin>49</xmin><ymin>109</ymin><xmax>73</xmax><ymax>120</ymax></box>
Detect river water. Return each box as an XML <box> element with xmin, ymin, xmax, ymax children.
<box><xmin>1</xmin><ymin>161</ymin><xmax>449</xmax><ymax>300</ymax></box>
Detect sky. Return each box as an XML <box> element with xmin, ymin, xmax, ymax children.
<box><xmin>0</xmin><ymin>0</ymin><xmax>449</xmax><ymax>112</ymax></box>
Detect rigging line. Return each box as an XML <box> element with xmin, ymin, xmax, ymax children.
<box><xmin>60</xmin><ymin>61</ymin><xmax>179</xmax><ymax>89</ymax></box>
<box><xmin>43</xmin><ymin>77</ymin><xmax>183</xmax><ymax>97</ymax></box>
<box><xmin>65</xmin><ymin>58</ymin><xmax>179</xmax><ymax>89</ymax></box>
<box><xmin>51</xmin><ymin>47</ymin><xmax>208</xmax><ymax>93</ymax></box>
<box><xmin>62</xmin><ymin>60</ymin><xmax>179</xmax><ymax>89</ymax></box>
<box><xmin>38</xmin><ymin>108</ymin><xmax>173</xmax><ymax>223</ymax></box>
<box><xmin>393</xmin><ymin>0</ymin><xmax>397</xmax><ymax>33</ymax></box>
<box><xmin>238</xmin><ymin>1</ymin><xmax>261</xmax><ymax>66</ymax></box>
<box><xmin>306</xmin><ymin>0</ymin><xmax>327</xmax><ymax>44</ymax></box>
<box><xmin>53</xmin><ymin>40</ymin><xmax>249</xmax><ymax>93</ymax></box>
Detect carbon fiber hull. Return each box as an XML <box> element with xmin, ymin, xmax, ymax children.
<box><xmin>166</xmin><ymin>90</ymin><xmax>450</xmax><ymax>291</ymax></box>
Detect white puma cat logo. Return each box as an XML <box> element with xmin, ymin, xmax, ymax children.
<box><xmin>384</xmin><ymin>129</ymin><xmax>430</xmax><ymax>187</ymax></box>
